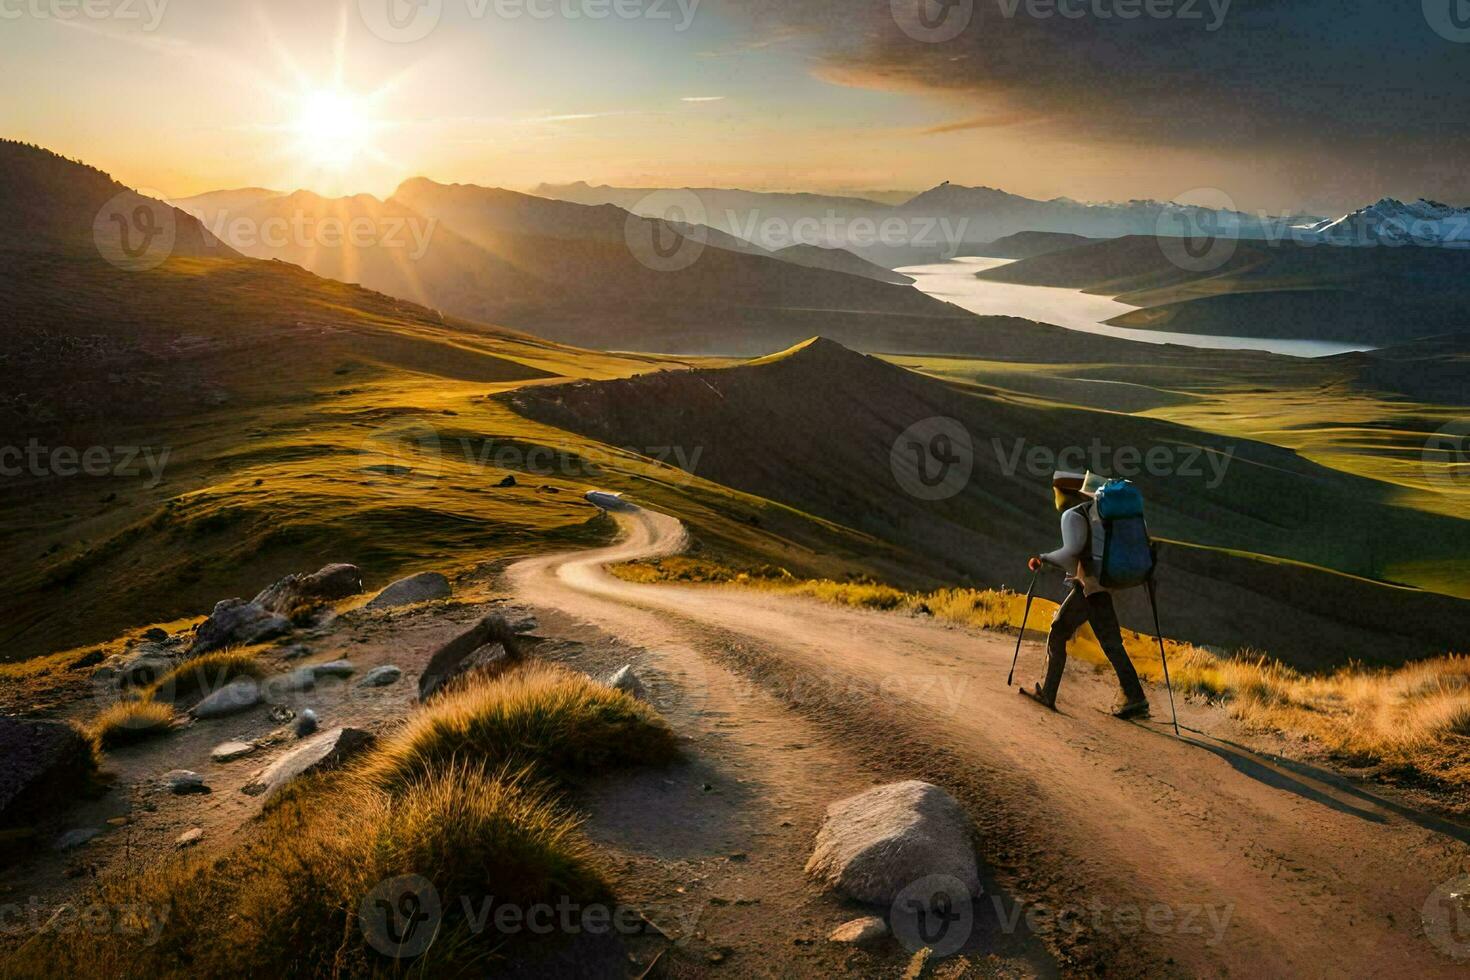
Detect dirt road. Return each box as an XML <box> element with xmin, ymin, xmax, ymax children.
<box><xmin>508</xmin><ymin>503</ymin><xmax>1470</xmax><ymax>977</ymax></box>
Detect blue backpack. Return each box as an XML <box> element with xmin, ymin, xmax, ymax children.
<box><xmin>1081</xmin><ymin>480</ymin><xmax>1156</xmax><ymax>589</ymax></box>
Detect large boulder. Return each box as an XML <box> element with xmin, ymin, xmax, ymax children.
<box><xmin>0</xmin><ymin>718</ymin><xmax>95</xmax><ymax>827</ymax></box>
<box><xmin>116</xmin><ymin>648</ymin><xmax>175</xmax><ymax>690</ymax></box>
<box><xmin>805</xmin><ymin>781</ymin><xmax>980</xmax><ymax>905</ymax></box>
<box><xmin>252</xmin><ymin>564</ymin><xmax>363</xmax><ymax>617</ymax></box>
<box><xmin>191</xmin><ymin>599</ymin><xmax>291</xmax><ymax>654</ymax></box>
<box><xmin>191</xmin><ymin>678</ymin><xmax>263</xmax><ymax>719</ymax></box>
<box><xmin>365</xmin><ymin>572</ymin><xmax>451</xmax><ymax>609</ymax></box>
<box><xmin>242</xmin><ymin>727</ymin><xmax>375</xmax><ymax>800</ymax></box>
<box><xmin>418</xmin><ymin>615</ymin><xmax>522</xmax><ymax>702</ymax></box>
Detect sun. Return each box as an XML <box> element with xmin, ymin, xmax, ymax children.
<box><xmin>292</xmin><ymin>88</ymin><xmax>376</xmax><ymax>171</ymax></box>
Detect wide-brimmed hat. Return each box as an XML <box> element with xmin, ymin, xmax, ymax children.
<box><xmin>1051</xmin><ymin>470</ymin><xmax>1086</xmax><ymax>492</ymax></box>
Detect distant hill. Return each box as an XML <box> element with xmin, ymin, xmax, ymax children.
<box><xmin>507</xmin><ymin>337</ymin><xmax>1470</xmax><ymax>666</ymax></box>
<box><xmin>172</xmin><ymin>177</ymin><xmax>956</xmax><ymax>353</ymax></box>
<box><xmin>966</xmin><ymin>230</ymin><xmax>1102</xmax><ymax>260</ymax></box>
<box><xmin>977</xmin><ymin>235</ymin><xmax>1470</xmax><ymax>346</ymax></box>
<box><xmin>774</xmin><ymin>243</ymin><xmax>915</xmax><ymax>284</ymax></box>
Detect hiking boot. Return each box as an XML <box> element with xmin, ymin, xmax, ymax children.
<box><xmin>1112</xmin><ymin>695</ymin><xmax>1150</xmax><ymax>720</ymax></box>
<box><xmin>1019</xmin><ymin>684</ymin><xmax>1057</xmax><ymax>712</ymax></box>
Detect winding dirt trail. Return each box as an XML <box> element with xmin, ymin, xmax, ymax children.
<box><xmin>508</xmin><ymin>503</ymin><xmax>1470</xmax><ymax>977</ymax></box>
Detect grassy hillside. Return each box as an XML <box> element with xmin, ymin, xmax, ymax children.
<box><xmin>508</xmin><ymin>338</ymin><xmax>1470</xmax><ymax>666</ymax></box>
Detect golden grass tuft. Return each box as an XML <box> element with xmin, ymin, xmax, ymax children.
<box><xmin>365</xmin><ymin>661</ymin><xmax>679</xmax><ymax>789</ymax></box>
<box><xmin>0</xmin><ymin>664</ymin><xmax>687</xmax><ymax>975</ymax></box>
<box><xmin>145</xmin><ymin>648</ymin><xmax>263</xmax><ymax>702</ymax></box>
<box><xmin>86</xmin><ymin>699</ymin><xmax>175</xmax><ymax>750</ymax></box>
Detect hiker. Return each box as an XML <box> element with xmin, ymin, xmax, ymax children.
<box><xmin>1022</xmin><ymin>471</ymin><xmax>1150</xmax><ymax>718</ymax></box>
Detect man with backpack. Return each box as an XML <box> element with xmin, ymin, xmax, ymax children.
<box><xmin>1021</xmin><ymin>470</ymin><xmax>1151</xmax><ymax>719</ymax></box>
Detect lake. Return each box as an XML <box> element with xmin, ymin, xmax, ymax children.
<box><xmin>897</xmin><ymin>256</ymin><xmax>1374</xmax><ymax>358</ymax></box>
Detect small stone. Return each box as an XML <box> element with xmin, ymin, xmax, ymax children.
<box><xmin>829</xmin><ymin>916</ymin><xmax>888</xmax><ymax>945</ymax></box>
<box><xmin>365</xmin><ymin>572</ymin><xmax>452</xmax><ymax>609</ymax></box>
<box><xmin>606</xmin><ymin>665</ymin><xmax>648</xmax><ymax>701</ymax></box>
<box><xmin>278</xmin><ymin>644</ymin><xmax>312</xmax><ymax>661</ymax></box>
<box><xmin>261</xmin><ymin>668</ymin><xmax>316</xmax><ymax>698</ymax></box>
<box><xmin>191</xmin><ymin>678</ymin><xmax>263</xmax><ymax>719</ymax></box>
<box><xmin>54</xmin><ymin>828</ymin><xmax>101</xmax><ymax>851</ymax></box>
<box><xmin>210</xmin><ymin>741</ymin><xmax>256</xmax><ymax>763</ymax></box>
<box><xmin>358</xmin><ymin>665</ymin><xmax>402</xmax><ymax>688</ymax></box>
<box><xmin>176</xmin><ymin>828</ymin><xmax>203</xmax><ymax>848</ymax></box>
<box><xmin>163</xmin><ymin>770</ymin><xmax>209</xmax><ymax>795</ymax></box>
<box><xmin>310</xmin><ymin>660</ymin><xmax>356</xmax><ymax>679</ymax></box>
<box><xmin>293</xmin><ymin>709</ymin><xmax>319</xmax><ymax>738</ymax></box>
<box><xmin>142</xmin><ymin>628</ymin><xmax>168</xmax><ymax>642</ymax></box>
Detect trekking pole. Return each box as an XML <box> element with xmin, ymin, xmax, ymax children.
<box><xmin>1007</xmin><ymin>568</ymin><xmax>1041</xmax><ymax>687</ymax></box>
<box><xmin>1146</xmin><ymin>576</ymin><xmax>1181</xmax><ymax>737</ymax></box>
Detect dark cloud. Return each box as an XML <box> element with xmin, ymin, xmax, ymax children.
<box><xmin>716</xmin><ymin>0</ymin><xmax>1470</xmax><ymax>204</ymax></box>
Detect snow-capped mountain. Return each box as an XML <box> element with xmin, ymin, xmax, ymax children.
<box><xmin>1300</xmin><ymin>198</ymin><xmax>1470</xmax><ymax>248</ymax></box>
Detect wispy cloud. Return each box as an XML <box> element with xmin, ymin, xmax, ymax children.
<box><xmin>681</xmin><ymin>96</ymin><xmax>726</xmax><ymax>103</ymax></box>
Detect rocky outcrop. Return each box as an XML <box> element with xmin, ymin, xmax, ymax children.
<box><xmin>242</xmin><ymin>728</ymin><xmax>375</xmax><ymax>800</ymax></box>
<box><xmin>805</xmin><ymin>781</ymin><xmax>979</xmax><ymax>905</ymax></box>
<box><xmin>190</xmin><ymin>599</ymin><xmax>290</xmax><ymax>654</ymax></box>
<box><xmin>829</xmin><ymin>916</ymin><xmax>889</xmax><ymax>945</ymax></box>
<box><xmin>365</xmin><ymin>572</ymin><xmax>451</xmax><ymax>609</ymax></box>
<box><xmin>0</xmin><ymin>719</ymin><xmax>94</xmax><ymax>827</ymax></box>
<box><xmin>252</xmin><ymin>564</ymin><xmax>363</xmax><ymax>617</ymax></box>
<box><xmin>418</xmin><ymin>614</ymin><xmax>522</xmax><ymax>702</ymax></box>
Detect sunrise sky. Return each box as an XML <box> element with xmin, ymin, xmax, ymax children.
<box><xmin>3</xmin><ymin>0</ymin><xmax>1466</xmax><ymax>213</ymax></box>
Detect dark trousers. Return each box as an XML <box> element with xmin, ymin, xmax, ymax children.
<box><xmin>1040</xmin><ymin>583</ymin><xmax>1145</xmax><ymax>704</ymax></box>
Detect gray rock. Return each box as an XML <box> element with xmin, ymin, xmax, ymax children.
<box><xmin>805</xmin><ymin>781</ymin><xmax>980</xmax><ymax>905</ymax></box>
<box><xmin>191</xmin><ymin>678</ymin><xmax>263</xmax><ymax>719</ymax></box>
<box><xmin>210</xmin><ymin>740</ymin><xmax>256</xmax><ymax>763</ymax></box>
<box><xmin>117</xmin><ymin>650</ymin><xmax>174</xmax><ymax>690</ymax></box>
<box><xmin>829</xmin><ymin>916</ymin><xmax>889</xmax><ymax>945</ymax></box>
<box><xmin>260</xmin><ymin>668</ymin><xmax>316</xmax><ymax>699</ymax></box>
<box><xmin>252</xmin><ymin>564</ymin><xmax>363</xmax><ymax>617</ymax></box>
<box><xmin>54</xmin><ymin>827</ymin><xmax>102</xmax><ymax>851</ymax></box>
<box><xmin>277</xmin><ymin>644</ymin><xmax>312</xmax><ymax>661</ymax></box>
<box><xmin>365</xmin><ymin>572</ymin><xmax>451</xmax><ymax>609</ymax></box>
<box><xmin>190</xmin><ymin>599</ymin><xmax>290</xmax><ymax>655</ymax></box>
<box><xmin>293</xmin><ymin>709</ymin><xmax>319</xmax><ymax>738</ymax></box>
<box><xmin>176</xmin><ymin>827</ymin><xmax>204</xmax><ymax>848</ymax></box>
<box><xmin>509</xmin><ymin>615</ymin><xmax>539</xmax><ymax>634</ymax></box>
<box><xmin>164</xmin><ymin>770</ymin><xmax>209</xmax><ymax>795</ymax></box>
<box><xmin>606</xmin><ymin>665</ymin><xmax>648</xmax><ymax>701</ymax></box>
<box><xmin>0</xmin><ymin>718</ymin><xmax>95</xmax><ymax>826</ymax></box>
<box><xmin>359</xmin><ymin>665</ymin><xmax>403</xmax><ymax>688</ymax></box>
<box><xmin>241</xmin><ymin>728</ymin><xmax>375</xmax><ymax>800</ymax></box>
<box><xmin>310</xmin><ymin>660</ymin><xmax>356</xmax><ymax>679</ymax></box>
<box><xmin>419</xmin><ymin>614</ymin><xmax>523</xmax><ymax>702</ymax></box>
